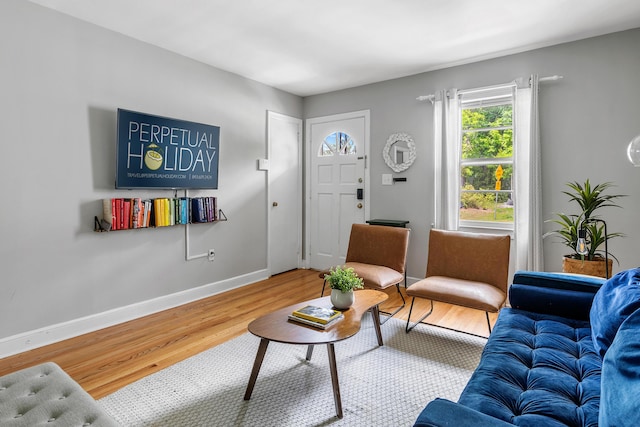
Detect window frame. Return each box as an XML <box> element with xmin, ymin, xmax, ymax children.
<box><xmin>457</xmin><ymin>86</ymin><xmax>515</xmax><ymax>231</ymax></box>
<box><xmin>318</xmin><ymin>131</ymin><xmax>357</xmax><ymax>157</ymax></box>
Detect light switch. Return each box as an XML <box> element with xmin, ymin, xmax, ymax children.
<box><xmin>382</xmin><ymin>174</ymin><xmax>393</xmax><ymax>185</ymax></box>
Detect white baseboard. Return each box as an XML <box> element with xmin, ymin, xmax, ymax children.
<box><xmin>0</xmin><ymin>269</ymin><xmax>269</xmax><ymax>359</ymax></box>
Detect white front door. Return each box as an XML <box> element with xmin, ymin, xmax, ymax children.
<box><xmin>306</xmin><ymin>110</ymin><xmax>370</xmax><ymax>271</ymax></box>
<box><xmin>268</xmin><ymin>111</ymin><xmax>302</xmax><ymax>275</ymax></box>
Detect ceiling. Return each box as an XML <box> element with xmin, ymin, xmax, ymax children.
<box><xmin>28</xmin><ymin>0</ymin><xmax>640</xmax><ymax>96</ymax></box>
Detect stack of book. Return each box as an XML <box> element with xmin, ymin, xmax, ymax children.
<box><xmin>288</xmin><ymin>305</ymin><xmax>343</xmax><ymax>329</ymax></box>
<box><xmin>103</xmin><ymin>198</ymin><xmax>154</xmax><ymax>230</ymax></box>
<box><xmin>190</xmin><ymin>196</ymin><xmax>218</xmax><ymax>223</ymax></box>
<box><xmin>153</xmin><ymin>197</ymin><xmax>191</xmax><ymax>227</ymax></box>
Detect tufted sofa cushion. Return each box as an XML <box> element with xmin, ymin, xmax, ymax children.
<box><xmin>457</xmin><ymin>308</ymin><xmax>600</xmax><ymax>427</ymax></box>
<box><xmin>0</xmin><ymin>362</ymin><xmax>119</xmax><ymax>426</ymax></box>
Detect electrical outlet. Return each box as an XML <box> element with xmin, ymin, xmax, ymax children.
<box><xmin>208</xmin><ymin>249</ymin><xmax>215</xmax><ymax>261</ymax></box>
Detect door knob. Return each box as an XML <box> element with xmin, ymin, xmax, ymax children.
<box><xmin>273</xmin><ymin>202</ymin><xmax>278</xmax><ymax>207</ymax></box>
<box><xmin>357</xmin><ymin>203</ymin><xmax>363</xmax><ymax>209</ymax></box>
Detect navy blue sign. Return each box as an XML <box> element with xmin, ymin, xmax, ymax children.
<box><xmin>116</xmin><ymin>109</ymin><xmax>219</xmax><ymax>189</ymax></box>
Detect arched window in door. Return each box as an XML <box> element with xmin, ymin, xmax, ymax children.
<box><xmin>319</xmin><ymin>132</ymin><xmax>356</xmax><ymax>156</ymax></box>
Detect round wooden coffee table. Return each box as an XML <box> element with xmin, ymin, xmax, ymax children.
<box><xmin>243</xmin><ymin>289</ymin><xmax>388</xmax><ymax>419</ymax></box>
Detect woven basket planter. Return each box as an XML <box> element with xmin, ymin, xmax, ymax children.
<box><xmin>562</xmin><ymin>256</ymin><xmax>613</xmax><ymax>278</ymax></box>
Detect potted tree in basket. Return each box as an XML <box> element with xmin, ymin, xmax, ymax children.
<box><xmin>545</xmin><ymin>179</ymin><xmax>625</xmax><ymax>278</ymax></box>
<box><xmin>324</xmin><ymin>266</ymin><xmax>364</xmax><ymax>309</ymax></box>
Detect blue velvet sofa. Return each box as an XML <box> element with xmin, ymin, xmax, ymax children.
<box><xmin>414</xmin><ymin>268</ymin><xmax>640</xmax><ymax>427</ymax></box>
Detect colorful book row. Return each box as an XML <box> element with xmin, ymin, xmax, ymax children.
<box><xmin>102</xmin><ymin>197</ymin><xmax>219</xmax><ymax>230</ymax></box>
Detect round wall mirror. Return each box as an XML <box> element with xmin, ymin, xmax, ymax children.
<box><xmin>383</xmin><ymin>132</ymin><xmax>416</xmax><ymax>173</ymax></box>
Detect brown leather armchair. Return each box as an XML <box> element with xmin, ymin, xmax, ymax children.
<box><xmin>320</xmin><ymin>223</ymin><xmax>410</xmax><ymax>323</ymax></box>
<box><xmin>405</xmin><ymin>228</ymin><xmax>510</xmax><ymax>335</ymax></box>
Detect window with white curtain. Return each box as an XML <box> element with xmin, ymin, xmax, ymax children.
<box><xmin>433</xmin><ymin>75</ymin><xmax>543</xmax><ymax>271</ymax></box>
<box><xmin>458</xmin><ymin>85</ymin><xmax>515</xmax><ymax>231</ymax></box>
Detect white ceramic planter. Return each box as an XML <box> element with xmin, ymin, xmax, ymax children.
<box><xmin>330</xmin><ymin>289</ymin><xmax>354</xmax><ymax>309</ymax></box>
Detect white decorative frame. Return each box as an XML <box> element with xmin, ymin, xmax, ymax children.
<box><xmin>383</xmin><ymin>132</ymin><xmax>416</xmax><ymax>173</ymax></box>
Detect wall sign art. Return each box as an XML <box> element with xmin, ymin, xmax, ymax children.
<box><xmin>116</xmin><ymin>109</ymin><xmax>220</xmax><ymax>189</ymax></box>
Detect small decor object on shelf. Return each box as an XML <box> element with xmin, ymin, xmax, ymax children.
<box><xmin>325</xmin><ymin>265</ymin><xmax>364</xmax><ymax>309</ymax></box>
<box><xmin>544</xmin><ymin>179</ymin><xmax>625</xmax><ymax>278</ymax></box>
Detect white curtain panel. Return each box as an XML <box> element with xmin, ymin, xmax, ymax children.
<box><xmin>514</xmin><ymin>75</ymin><xmax>544</xmax><ymax>271</ymax></box>
<box><xmin>433</xmin><ymin>89</ymin><xmax>460</xmax><ymax>231</ymax></box>
<box><xmin>432</xmin><ymin>91</ymin><xmax>444</xmax><ymax>229</ymax></box>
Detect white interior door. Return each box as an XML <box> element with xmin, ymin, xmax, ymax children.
<box><xmin>306</xmin><ymin>110</ymin><xmax>370</xmax><ymax>271</ymax></box>
<box><xmin>268</xmin><ymin>111</ymin><xmax>302</xmax><ymax>275</ymax></box>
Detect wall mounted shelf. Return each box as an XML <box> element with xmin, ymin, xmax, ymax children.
<box><xmin>94</xmin><ymin>197</ymin><xmax>226</xmax><ymax>232</ymax></box>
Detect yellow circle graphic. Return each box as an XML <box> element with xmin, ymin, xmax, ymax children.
<box><xmin>144</xmin><ymin>144</ymin><xmax>163</xmax><ymax>170</ymax></box>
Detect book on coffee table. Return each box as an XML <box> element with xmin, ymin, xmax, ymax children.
<box><xmin>287</xmin><ymin>313</ymin><xmax>343</xmax><ymax>329</ymax></box>
<box><xmin>291</xmin><ymin>305</ymin><xmax>342</xmax><ymax>324</ymax></box>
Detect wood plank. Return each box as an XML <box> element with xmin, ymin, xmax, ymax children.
<box><xmin>0</xmin><ymin>269</ymin><xmax>496</xmax><ymax>399</ymax></box>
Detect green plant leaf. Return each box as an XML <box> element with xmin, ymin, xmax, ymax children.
<box><xmin>325</xmin><ymin>265</ymin><xmax>364</xmax><ymax>293</ymax></box>
<box><xmin>546</xmin><ymin>179</ymin><xmax>625</xmax><ymax>262</ymax></box>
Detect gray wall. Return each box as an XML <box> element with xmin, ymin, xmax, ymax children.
<box><xmin>0</xmin><ymin>1</ymin><xmax>302</xmax><ymax>340</ymax></box>
<box><xmin>304</xmin><ymin>29</ymin><xmax>640</xmax><ymax>280</ymax></box>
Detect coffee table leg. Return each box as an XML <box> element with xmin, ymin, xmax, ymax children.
<box><xmin>306</xmin><ymin>344</ymin><xmax>314</xmax><ymax>361</ymax></box>
<box><xmin>371</xmin><ymin>305</ymin><xmax>384</xmax><ymax>346</ymax></box>
<box><xmin>326</xmin><ymin>343</ymin><xmax>343</xmax><ymax>419</ymax></box>
<box><xmin>244</xmin><ymin>338</ymin><xmax>270</xmax><ymax>400</ymax></box>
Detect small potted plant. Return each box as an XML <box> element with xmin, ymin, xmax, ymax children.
<box><xmin>324</xmin><ymin>265</ymin><xmax>364</xmax><ymax>309</ymax></box>
<box><xmin>545</xmin><ymin>179</ymin><xmax>625</xmax><ymax>277</ymax></box>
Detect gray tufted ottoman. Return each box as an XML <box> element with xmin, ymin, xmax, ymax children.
<box><xmin>0</xmin><ymin>362</ymin><xmax>119</xmax><ymax>426</ymax></box>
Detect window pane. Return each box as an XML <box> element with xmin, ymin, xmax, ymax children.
<box><xmin>462</xmin><ymin>105</ymin><xmax>512</xmax><ymax>130</ymax></box>
<box><xmin>460</xmin><ymin>164</ymin><xmax>513</xmax><ymax>223</ymax></box>
<box><xmin>461</xmin><ymin>164</ymin><xmax>512</xmax><ymax>191</ymax></box>
<box><xmin>459</xmin><ymin>189</ymin><xmax>514</xmax><ymax>223</ymax></box>
<box><xmin>461</xmin><ymin>104</ymin><xmax>513</xmax><ymax>160</ymax></box>
<box><xmin>318</xmin><ymin>132</ymin><xmax>356</xmax><ymax>157</ymax></box>
<box><xmin>337</xmin><ymin>132</ymin><xmax>356</xmax><ymax>155</ymax></box>
<box><xmin>320</xmin><ymin>142</ymin><xmax>333</xmax><ymax>156</ymax></box>
<box><xmin>462</xmin><ymin>129</ymin><xmax>513</xmax><ymax>160</ymax></box>
<box><xmin>319</xmin><ymin>133</ymin><xmax>337</xmax><ymax>156</ymax></box>
<box><xmin>462</xmin><ymin>129</ymin><xmax>513</xmax><ymax>159</ymax></box>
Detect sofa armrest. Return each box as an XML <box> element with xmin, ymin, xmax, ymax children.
<box><xmin>509</xmin><ymin>271</ymin><xmax>605</xmax><ymax>320</ymax></box>
<box><xmin>414</xmin><ymin>399</ymin><xmax>513</xmax><ymax>427</ymax></box>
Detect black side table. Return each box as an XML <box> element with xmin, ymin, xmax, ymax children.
<box><xmin>366</xmin><ymin>219</ymin><xmax>410</xmax><ymax>228</ymax></box>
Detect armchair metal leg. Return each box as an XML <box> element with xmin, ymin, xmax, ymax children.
<box><xmin>405</xmin><ymin>298</ymin><xmax>434</xmax><ymax>333</ymax></box>
<box><xmin>321</xmin><ymin>279</ymin><xmax>327</xmax><ymax>297</ymax></box>
<box><xmin>405</xmin><ymin>298</ymin><xmax>492</xmax><ymax>339</ymax></box>
<box><xmin>379</xmin><ymin>283</ymin><xmax>406</xmax><ymax>325</ymax></box>
<box><xmin>485</xmin><ymin>312</ymin><xmax>492</xmax><ymax>335</ymax></box>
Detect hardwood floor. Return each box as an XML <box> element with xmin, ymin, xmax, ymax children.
<box><xmin>0</xmin><ymin>269</ymin><xmax>496</xmax><ymax>399</ymax></box>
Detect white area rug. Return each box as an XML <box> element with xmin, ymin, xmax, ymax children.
<box><xmin>99</xmin><ymin>316</ymin><xmax>485</xmax><ymax>426</ymax></box>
